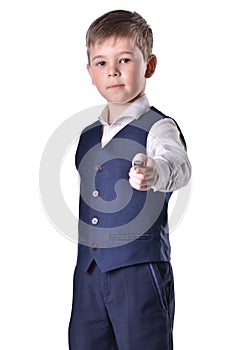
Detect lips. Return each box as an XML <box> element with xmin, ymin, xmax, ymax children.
<box><xmin>107</xmin><ymin>84</ymin><xmax>125</xmax><ymax>89</ymax></box>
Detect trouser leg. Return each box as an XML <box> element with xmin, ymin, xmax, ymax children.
<box><xmin>105</xmin><ymin>262</ymin><xmax>175</xmax><ymax>350</ymax></box>
<box><xmin>68</xmin><ymin>263</ymin><xmax>118</xmax><ymax>350</ymax></box>
<box><xmin>68</xmin><ymin>261</ymin><xmax>175</xmax><ymax>350</ymax></box>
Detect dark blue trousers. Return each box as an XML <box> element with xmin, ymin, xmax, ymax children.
<box><xmin>68</xmin><ymin>261</ymin><xmax>175</xmax><ymax>350</ymax></box>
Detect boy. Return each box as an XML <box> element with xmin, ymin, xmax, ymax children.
<box><xmin>69</xmin><ymin>10</ymin><xmax>191</xmax><ymax>350</ymax></box>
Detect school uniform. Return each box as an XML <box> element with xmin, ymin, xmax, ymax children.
<box><xmin>69</xmin><ymin>95</ymin><xmax>191</xmax><ymax>350</ymax></box>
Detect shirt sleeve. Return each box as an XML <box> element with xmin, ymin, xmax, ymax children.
<box><xmin>147</xmin><ymin>118</ymin><xmax>192</xmax><ymax>192</ymax></box>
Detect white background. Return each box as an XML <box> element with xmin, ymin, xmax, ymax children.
<box><xmin>1</xmin><ymin>0</ymin><xmax>231</xmax><ymax>349</ymax></box>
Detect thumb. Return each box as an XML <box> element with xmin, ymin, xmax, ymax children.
<box><xmin>132</xmin><ymin>153</ymin><xmax>147</xmax><ymax>169</ymax></box>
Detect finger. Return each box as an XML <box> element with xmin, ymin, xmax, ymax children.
<box><xmin>129</xmin><ymin>166</ymin><xmax>144</xmax><ymax>177</ymax></box>
<box><xmin>129</xmin><ymin>173</ymin><xmax>145</xmax><ymax>185</ymax></box>
<box><xmin>129</xmin><ymin>169</ymin><xmax>158</xmax><ymax>189</ymax></box>
<box><xmin>129</xmin><ymin>178</ymin><xmax>148</xmax><ymax>191</ymax></box>
<box><xmin>132</xmin><ymin>153</ymin><xmax>147</xmax><ymax>169</ymax></box>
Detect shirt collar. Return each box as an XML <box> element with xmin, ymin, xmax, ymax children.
<box><xmin>98</xmin><ymin>94</ymin><xmax>151</xmax><ymax>125</ymax></box>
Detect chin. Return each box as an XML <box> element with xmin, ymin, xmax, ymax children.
<box><xmin>108</xmin><ymin>96</ymin><xmax>135</xmax><ymax>104</ymax></box>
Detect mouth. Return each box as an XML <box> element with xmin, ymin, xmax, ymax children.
<box><xmin>107</xmin><ymin>84</ymin><xmax>125</xmax><ymax>89</ymax></box>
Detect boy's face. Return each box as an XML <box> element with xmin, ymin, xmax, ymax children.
<box><xmin>87</xmin><ymin>36</ymin><xmax>155</xmax><ymax>104</ymax></box>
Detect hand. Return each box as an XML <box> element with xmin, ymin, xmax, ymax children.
<box><xmin>128</xmin><ymin>153</ymin><xmax>159</xmax><ymax>191</ymax></box>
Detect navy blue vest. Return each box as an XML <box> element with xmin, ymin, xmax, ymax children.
<box><xmin>75</xmin><ymin>107</ymin><xmax>178</xmax><ymax>272</ymax></box>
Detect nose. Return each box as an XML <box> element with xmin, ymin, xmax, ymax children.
<box><xmin>107</xmin><ymin>64</ymin><xmax>120</xmax><ymax>77</ymax></box>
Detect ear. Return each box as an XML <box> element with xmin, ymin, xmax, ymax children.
<box><xmin>86</xmin><ymin>64</ymin><xmax>96</xmax><ymax>86</ymax></box>
<box><xmin>145</xmin><ymin>55</ymin><xmax>157</xmax><ymax>78</ymax></box>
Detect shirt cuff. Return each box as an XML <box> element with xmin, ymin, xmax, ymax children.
<box><xmin>151</xmin><ymin>157</ymin><xmax>192</xmax><ymax>192</ymax></box>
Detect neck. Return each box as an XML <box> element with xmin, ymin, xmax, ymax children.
<box><xmin>106</xmin><ymin>93</ymin><xmax>146</xmax><ymax>124</ymax></box>
<box><xmin>107</xmin><ymin>102</ymin><xmax>132</xmax><ymax>125</ymax></box>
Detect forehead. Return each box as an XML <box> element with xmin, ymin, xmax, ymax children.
<box><xmin>88</xmin><ymin>36</ymin><xmax>138</xmax><ymax>55</ymax></box>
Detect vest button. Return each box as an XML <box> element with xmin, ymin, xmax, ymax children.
<box><xmin>91</xmin><ymin>217</ymin><xmax>99</xmax><ymax>225</ymax></box>
<box><xmin>92</xmin><ymin>190</ymin><xmax>100</xmax><ymax>197</ymax></box>
<box><xmin>95</xmin><ymin>165</ymin><xmax>103</xmax><ymax>172</ymax></box>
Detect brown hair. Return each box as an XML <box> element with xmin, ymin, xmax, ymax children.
<box><xmin>86</xmin><ymin>10</ymin><xmax>153</xmax><ymax>62</ymax></box>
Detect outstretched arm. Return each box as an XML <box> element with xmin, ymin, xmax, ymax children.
<box><xmin>129</xmin><ymin>118</ymin><xmax>192</xmax><ymax>192</ymax></box>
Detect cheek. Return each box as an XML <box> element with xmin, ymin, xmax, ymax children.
<box><xmin>92</xmin><ymin>71</ymin><xmax>105</xmax><ymax>87</ymax></box>
<box><xmin>129</xmin><ymin>65</ymin><xmax>146</xmax><ymax>83</ymax></box>
<box><xmin>130</xmin><ymin>73</ymin><xmax>146</xmax><ymax>89</ymax></box>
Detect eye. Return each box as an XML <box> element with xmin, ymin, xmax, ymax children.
<box><xmin>97</xmin><ymin>61</ymin><xmax>106</xmax><ymax>67</ymax></box>
<box><xmin>120</xmin><ymin>58</ymin><xmax>131</xmax><ymax>64</ymax></box>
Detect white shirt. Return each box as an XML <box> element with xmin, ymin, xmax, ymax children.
<box><xmin>76</xmin><ymin>94</ymin><xmax>191</xmax><ymax>192</ymax></box>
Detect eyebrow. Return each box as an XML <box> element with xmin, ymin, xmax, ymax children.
<box><xmin>91</xmin><ymin>51</ymin><xmax>134</xmax><ymax>62</ymax></box>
